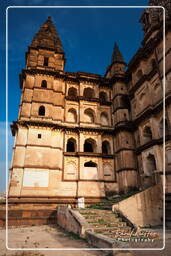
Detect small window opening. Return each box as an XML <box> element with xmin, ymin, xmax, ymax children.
<box><xmin>39</xmin><ymin>105</ymin><xmax>45</xmax><ymax>116</ymax></box>
<box><xmin>38</xmin><ymin>134</ymin><xmax>41</xmax><ymax>139</ymax></box>
<box><xmin>44</xmin><ymin>57</ymin><xmax>49</xmax><ymax>67</ymax></box>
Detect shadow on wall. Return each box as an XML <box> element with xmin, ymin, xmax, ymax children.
<box><xmin>112</xmin><ymin>184</ymin><xmax>163</xmax><ymax>228</ymax></box>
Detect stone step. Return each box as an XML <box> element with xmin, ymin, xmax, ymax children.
<box><xmin>89</xmin><ymin>222</ymin><xmax>127</xmax><ymax>228</ymax></box>
<box><xmin>84</xmin><ymin>215</ymin><xmax>122</xmax><ymax>222</ymax></box>
<box><xmin>94</xmin><ymin>226</ymin><xmax>132</xmax><ymax>233</ymax></box>
<box><xmin>87</xmin><ymin>219</ymin><xmax>124</xmax><ymax>224</ymax></box>
<box><xmin>78</xmin><ymin>209</ymin><xmax>118</xmax><ymax>216</ymax></box>
<box><xmin>79</xmin><ymin>211</ymin><xmax>119</xmax><ymax>217</ymax></box>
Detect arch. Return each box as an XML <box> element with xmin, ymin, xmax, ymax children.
<box><xmin>151</xmin><ymin>59</ymin><xmax>156</xmax><ymax>69</ymax></box>
<box><xmin>143</xmin><ymin>126</ymin><xmax>152</xmax><ymax>143</ymax></box>
<box><xmin>66</xmin><ymin>138</ymin><xmax>76</xmax><ymax>152</ymax></box>
<box><xmin>99</xmin><ymin>91</ymin><xmax>108</xmax><ymax>102</ymax></box>
<box><xmin>68</xmin><ymin>87</ymin><xmax>77</xmax><ymax>97</ymax></box>
<box><xmin>146</xmin><ymin>154</ymin><xmax>157</xmax><ymax>174</ymax></box>
<box><xmin>84</xmin><ymin>161</ymin><xmax>97</xmax><ymax>167</ymax></box>
<box><xmin>43</xmin><ymin>57</ymin><xmax>49</xmax><ymax>66</ymax></box>
<box><xmin>38</xmin><ymin>105</ymin><xmax>45</xmax><ymax>116</ymax></box>
<box><xmin>136</xmin><ymin>69</ymin><xmax>143</xmax><ymax>80</ymax></box>
<box><xmin>84</xmin><ymin>108</ymin><xmax>95</xmax><ymax>123</ymax></box>
<box><xmin>100</xmin><ymin>112</ymin><xmax>109</xmax><ymax>126</ymax></box>
<box><xmin>83</xmin><ymin>87</ymin><xmax>95</xmax><ymax>98</ymax></box>
<box><xmin>102</xmin><ymin>141</ymin><xmax>111</xmax><ymax>155</ymax></box>
<box><xmin>120</xmin><ymin>95</ymin><xmax>131</xmax><ymax>110</ymax></box>
<box><xmin>68</xmin><ymin>108</ymin><xmax>77</xmax><ymax>123</ymax></box>
<box><xmin>41</xmin><ymin>80</ymin><xmax>47</xmax><ymax>88</ymax></box>
<box><xmin>84</xmin><ymin>138</ymin><xmax>96</xmax><ymax>153</ymax></box>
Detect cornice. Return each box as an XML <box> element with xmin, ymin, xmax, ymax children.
<box><xmin>10</xmin><ymin>120</ymin><xmax>115</xmax><ymax>135</ymax></box>
<box><xmin>135</xmin><ymin>135</ymin><xmax>171</xmax><ymax>155</ymax></box>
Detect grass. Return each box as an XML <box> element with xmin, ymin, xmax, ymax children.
<box><xmin>80</xmin><ymin>212</ymin><xmax>96</xmax><ymax>215</ymax></box>
<box><xmin>88</xmin><ymin>190</ymin><xmax>139</xmax><ymax>210</ymax></box>
<box><xmin>97</xmin><ymin>218</ymin><xmax>105</xmax><ymax>224</ymax></box>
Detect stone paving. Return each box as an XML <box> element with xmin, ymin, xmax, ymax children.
<box><xmin>0</xmin><ymin>225</ymin><xmax>171</xmax><ymax>256</ymax></box>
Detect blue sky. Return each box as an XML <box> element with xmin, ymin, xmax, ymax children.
<box><xmin>0</xmin><ymin>0</ymin><xmax>148</xmax><ymax>192</ymax></box>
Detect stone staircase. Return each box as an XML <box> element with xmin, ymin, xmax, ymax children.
<box><xmin>78</xmin><ymin>209</ymin><xmax>132</xmax><ymax>240</ymax></box>
<box><xmin>76</xmin><ymin>207</ymin><xmax>160</xmax><ymax>243</ymax></box>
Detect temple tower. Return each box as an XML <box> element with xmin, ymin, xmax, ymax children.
<box><xmin>106</xmin><ymin>43</ymin><xmax>138</xmax><ymax>193</ymax></box>
<box><xmin>9</xmin><ymin>17</ymin><xmax>66</xmax><ymax>199</ymax></box>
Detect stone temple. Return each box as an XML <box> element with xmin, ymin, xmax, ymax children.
<box><xmin>8</xmin><ymin>0</ymin><xmax>171</xmax><ymax>225</ymax></box>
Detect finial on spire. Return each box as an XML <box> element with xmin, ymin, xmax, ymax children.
<box><xmin>112</xmin><ymin>43</ymin><xmax>124</xmax><ymax>64</ymax></box>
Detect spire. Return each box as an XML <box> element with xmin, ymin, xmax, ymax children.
<box><xmin>31</xmin><ymin>16</ymin><xmax>64</xmax><ymax>53</ymax></box>
<box><xmin>112</xmin><ymin>43</ymin><xmax>124</xmax><ymax>64</ymax></box>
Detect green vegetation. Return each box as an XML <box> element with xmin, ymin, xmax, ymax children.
<box><xmin>88</xmin><ymin>190</ymin><xmax>139</xmax><ymax>210</ymax></box>
<box><xmin>97</xmin><ymin>218</ymin><xmax>105</xmax><ymax>224</ymax></box>
<box><xmin>80</xmin><ymin>212</ymin><xmax>96</xmax><ymax>215</ymax></box>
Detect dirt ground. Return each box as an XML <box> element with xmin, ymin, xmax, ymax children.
<box><xmin>0</xmin><ymin>225</ymin><xmax>171</xmax><ymax>256</ymax></box>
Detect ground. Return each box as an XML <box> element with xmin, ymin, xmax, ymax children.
<box><xmin>0</xmin><ymin>225</ymin><xmax>171</xmax><ymax>256</ymax></box>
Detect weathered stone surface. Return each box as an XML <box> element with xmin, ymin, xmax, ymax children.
<box><xmin>57</xmin><ymin>206</ymin><xmax>92</xmax><ymax>238</ymax></box>
<box><xmin>112</xmin><ymin>184</ymin><xmax>163</xmax><ymax>227</ymax></box>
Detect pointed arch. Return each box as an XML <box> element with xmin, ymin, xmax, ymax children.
<box><xmin>100</xmin><ymin>112</ymin><xmax>109</xmax><ymax>126</ymax></box>
<box><xmin>146</xmin><ymin>154</ymin><xmax>157</xmax><ymax>174</ymax></box>
<box><xmin>99</xmin><ymin>91</ymin><xmax>108</xmax><ymax>102</ymax></box>
<box><xmin>68</xmin><ymin>108</ymin><xmax>77</xmax><ymax>123</ymax></box>
<box><xmin>68</xmin><ymin>87</ymin><xmax>77</xmax><ymax>97</ymax></box>
<box><xmin>66</xmin><ymin>138</ymin><xmax>76</xmax><ymax>152</ymax></box>
<box><xmin>84</xmin><ymin>138</ymin><xmax>96</xmax><ymax>153</ymax></box>
<box><xmin>143</xmin><ymin>126</ymin><xmax>152</xmax><ymax>143</ymax></box>
<box><xmin>84</xmin><ymin>108</ymin><xmax>95</xmax><ymax>123</ymax></box>
<box><xmin>38</xmin><ymin>105</ymin><xmax>45</xmax><ymax>116</ymax></box>
<box><xmin>102</xmin><ymin>141</ymin><xmax>111</xmax><ymax>155</ymax></box>
<box><xmin>84</xmin><ymin>161</ymin><xmax>97</xmax><ymax>167</ymax></box>
<box><xmin>83</xmin><ymin>87</ymin><xmax>95</xmax><ymax>98</ymax></box>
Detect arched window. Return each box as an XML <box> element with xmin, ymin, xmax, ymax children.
<box><xmin>136</xmin><ymin>69</ymin><xmax>143</xmax><ymax>80</ymax></box>
<box><xmin>151</xmin><ymin>59</ymin><xmax>156</xmax><ymax>69</ymax></box>
<box><xmin>120</xmin><ymin>95</ymin><xmax>131</xmax><ymax>110</ymax></box>
<box><xmin>68</xmin><ymin>87</ymin><xmax>77</xmax><ymax>97</ymax></box>
<box><xmin>68</xmin><ymin>108</ymin><xmax>77</xmax><ymax>123</ymax></box>
<box><xmin>146</xmin><ymin>154</ymin><xmax>157</xmax><ymax>174</ymax></box>
<box><xmin>41</xmin><ymin>80</ymin><xmax>47</xmax><ymax>88</ymax></box>
<box><xmin>84</xmin><ymin>138</ymin><xmax>96</xmax><ymax>153</ymax></box>
<box><xmin>83</xmin><ymin>87</ymin><xmax>95</xmax><ymax>98</ymax></box>
<box><xmin>84</xmin><ymin>108</ymin><xmax>95</xmax><ymax>123</ymax></box>
<box><xmin>99</xmin><ymin>91</ymin><xmax>108</xmax><ymax>102</ymax></box>
<box><xmin>102</xmin><ymin>141</ymin><xmax>111</xmax><ymax>155</ymax></box>
<box><xmin>43</xmin><ymin>57</ymin><xmax>49</xmax><ymax>66</ymax></box>
<box><xmin>66</xmin><ymin>138</ymin><xmax>76</xmax><ymax>152</ymax></box>
<box><xmin>100</xmin><ymin>112</ymin><xmax>109</xmax><ymax>126</ymax></box>
<box><xmin>38</xmin><ymin>105</ymin><xmax>45</xmax><ymax>116</ymax></box>
<box><xmin>84</xmin><ymin>161</ymin><xmax>97</xmax><ymax>167</ymax></box>
<box><xmin>143</xmin><ymin>126</ymin><xmax>152</xmax><ymax>143</ymax></box>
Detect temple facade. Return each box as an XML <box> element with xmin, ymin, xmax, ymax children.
<box><xmin>9</xmin><ymin>1</ymin><xmax>171</xmax><ymax>206</ymax></box>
